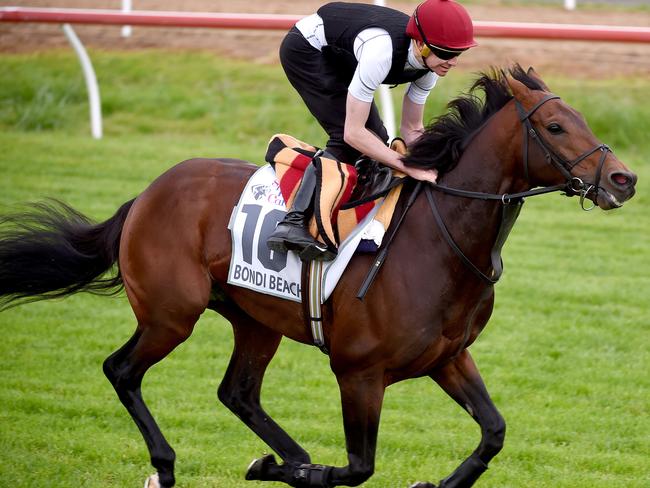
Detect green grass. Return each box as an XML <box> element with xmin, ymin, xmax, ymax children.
<box><xmin>0</xmin><ymin>50</ymin><xmax>649</xmax><ymax>487</ymax></box>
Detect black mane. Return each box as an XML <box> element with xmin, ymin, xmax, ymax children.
<box><xmin>402</xmin><ymin>64</ymin><xmax>545</xmax><ymax>174</ymax></box>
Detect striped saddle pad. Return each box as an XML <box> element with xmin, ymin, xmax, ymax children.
<box><xmin>265</xmin><ymin>134</ymin><xmax>404</xmax><ymax>252</ymax></box>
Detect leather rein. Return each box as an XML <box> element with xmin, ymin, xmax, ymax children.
<box><xmin>357</xmin><ymin>94</ymin><xmax>612</xmax><ymax>297</ymax></box>
<box><xmin>424</xmin><ymin>93</ymin><xmax>612</xmax><ymax>285</ymax></box>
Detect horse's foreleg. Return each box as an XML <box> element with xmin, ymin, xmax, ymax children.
<box><xmin>413</xmin><ymin>350</ymin><xmax>505</xmax><ymax>488</ymax></box>
<box><xmin>216</xmin><ymin>305</ymin><xmax>311</xmax><ymax>469</ymax></box>
<box><xmin>103</xmin><ymin>320</ymin><xmax>197</xmax><ymax>488</ymax></box>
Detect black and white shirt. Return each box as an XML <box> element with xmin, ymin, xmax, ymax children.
<box><xmin>296</xmin><ymin>13</ymin><xmax>438</xmax><ymax>104</ymax></box>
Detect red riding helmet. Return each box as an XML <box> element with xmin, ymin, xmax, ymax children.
<box><xmin>406</xmin><ymin>0</ymin><xmax>478</xmax><ymax>50</ymax></box>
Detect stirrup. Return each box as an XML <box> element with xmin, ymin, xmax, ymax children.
<box><xmin>267</xmin><ymin>234</ymin><xmax>291</xmax><ymax>254</ymax></box>
<box><xmin>268</xmin><ymin>234</ymin><xmax>336</xmax><ymax>261</ymax></box>
<box><xmin>299</xmin><ymin>242</ymin><xmax>337</xmax><ymax>262</ymax></box>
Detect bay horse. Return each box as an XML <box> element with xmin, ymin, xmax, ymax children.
<box><xmin>0</xmin><ymin>66</ymin><xmax>637</xmax><ymax>488</ymax></box>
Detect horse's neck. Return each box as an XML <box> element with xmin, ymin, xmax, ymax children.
<box><xmin>429</xmin><ymin>104</ymin><xmax>524</xmax><ymax>269</ymax></box>
<box><xmin>445</xmin><ymin>103</ymin><xmax>523</xmax><ymax>196</ymax></box>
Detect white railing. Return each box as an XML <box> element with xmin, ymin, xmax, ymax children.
<box><xmin>3</xmin><ymin>6</ymin><xmax>649</xmax><ymax>139</ymax></box>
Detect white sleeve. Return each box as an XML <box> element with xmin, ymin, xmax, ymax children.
<box><xmin>405</xmin><ymin>72</ymin><xmax>439</xmax><ymax>105</ymax></box>
<box><xmin>295</xmin><ymin>14</ymin><xmax>326</xmax><ymax>51</ymax></box>
<box><xmin>348</xmin><ymin>28</ymin><xmax>393</xmax><ymax>103</ymax></box>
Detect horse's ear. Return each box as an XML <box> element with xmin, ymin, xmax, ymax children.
<box><xmin>506</xmin><ymin>75</ymin><xmax>532</xmax><ymax>101</ymax></box>
<box><xmin>526</xmin><ymin>67</ymin><xmax>550</xmax><ymax>91</ymax></box>
<box><xmin>506</xmin><ymin>75</ymin><xmax>541</xmax><ymax>112</ymax></box>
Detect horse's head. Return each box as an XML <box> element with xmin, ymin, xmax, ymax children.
<box><xmin>506</xmin><ymin>67</ymin><xmax>637</xmax><ymax>210</ymax></box>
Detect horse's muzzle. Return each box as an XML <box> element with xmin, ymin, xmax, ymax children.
<box><xmin>596</xmin><ymin>170</ymin><xmax>637</xmax><ymax>210</ymax></box>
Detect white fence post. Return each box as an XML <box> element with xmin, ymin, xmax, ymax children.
<box><xmin>62</xmin><ymin>24</ymin><xmax>103</xmax><ymax>139</ymax></box>
<box><xmin>122</xmin><ymin>0</ymin><xmax>132</xmax><ymax>37</ymax></box>
<box><xmin>374</xmin><ymin>0</ymin><xmax>397</xmax><ymax>140</ymax></box>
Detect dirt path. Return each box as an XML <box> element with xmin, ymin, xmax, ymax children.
<box><xmin>1</xmin><ymin>0</ymin><xmax>649</xmax><ymax>77</ymax></box>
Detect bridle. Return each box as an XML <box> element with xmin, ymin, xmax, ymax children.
<box><xmin>421</xmin><ymin>93</ymin><xmax>614</xmax><ymax>286</ymax></box>
<box><xmin>515</xmin><ymin>94</ymin><xmax>611</xmax><ymax>211</ymax></box>
<box><xmin>356</xmin><ymin>92</ymin><xmax>614</xmax><ymax>297</ymax></box>
<box><xmin>428</xmin><ymin>93</ymin><xmax>612</xmax><ymax>210</ymax></box>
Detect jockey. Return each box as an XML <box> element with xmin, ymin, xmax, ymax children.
<box><xmin>267</xmin><ymin>0</ymin><xmax>477</xmax><ymax>261</ymax></box>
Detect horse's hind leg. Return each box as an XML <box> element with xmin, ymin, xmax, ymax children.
<box><xmin>103</xmin><ymin>314</ymin><xmax>199</xmax><ymax>488</ymax></box>
<box><xmin>215</xmin><ymin>303</ymin><xmax>311</xmax><ymax>476</ymax></box>
<box><xmin>412</xmin><ymin>350</ymin><xmax>506</xmax><ymax>488</ymax></box>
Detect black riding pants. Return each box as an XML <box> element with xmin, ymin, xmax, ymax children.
<box><xmin>279</xmin><ymin>27</ymin><xmax>389</xmax><ymax>163</ymax></box>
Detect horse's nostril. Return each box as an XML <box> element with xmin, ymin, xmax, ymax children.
<box><xmin>610</xmin><ymin>171</ymin><xmax>637</xmax><ymax>188</ymax></box>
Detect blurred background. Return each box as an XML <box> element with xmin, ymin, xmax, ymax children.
<box><xmin>2</xmin><ymin>0</ymin><xmax>649</xmax><ymax>77</ymax></box>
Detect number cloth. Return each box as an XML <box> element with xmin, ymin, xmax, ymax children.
<box><xmin>227</xmin><ymin>164</ymin><xmax>382</xmax><ymax>302</ymax></box>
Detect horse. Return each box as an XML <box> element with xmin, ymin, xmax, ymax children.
<box><xmin>0</xmin><ymin>65</ymin><xmax>637</xmax><ymax>488</ymax></box>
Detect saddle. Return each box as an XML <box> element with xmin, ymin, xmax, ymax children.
<box><xmin>265</xmin><ymin>134</ymin><xmax>405</xmax><ymax>252</ymax></box>
<box><xmin>351</xmin><ymin>138</ymin><xmax>407</xmax><ymax>202</ymax></box>
<box><xmin>351</xmin><ymin>157</ymin><xmax>396</xmax><ymax>202</ymax></box>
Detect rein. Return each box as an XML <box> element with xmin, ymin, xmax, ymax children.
<box><xmin>357</xmin><ymin>93</ymin><xmax>613</xmax><ymax>296</ymax></box>
<box><xmin>425</xmin><ymin>186</ymin><xmax>523</xmax><ymax>285</ymax></box>
<box><xmin>429</xmin><ymin>181</ymin><xmax>566</xmax><ymax>203</ymax></box>
<box><xmin>423</xmin><ymin>94</ymin><xmax>612</xmax><ymax>286</ymax></box>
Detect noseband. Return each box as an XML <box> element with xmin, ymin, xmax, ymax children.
<box><xmin>515</xmin><ymin>94</ymin><xmax>611</xmax><ymax>211</ymax></box>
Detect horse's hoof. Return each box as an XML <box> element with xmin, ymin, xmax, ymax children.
<box><xmin>409</xmin><ymin>482</ymin><xmax>437</xmax><ymax>488</ymax></box>
<box><xmin>246</xmin><ymin>454</ymin><xmax>278</xmax><ymax>481</ymax></box>
<box><xmin>144</xmin><ymin>473</ymin><xmax>161</xmax><ymax>488</ymax></box>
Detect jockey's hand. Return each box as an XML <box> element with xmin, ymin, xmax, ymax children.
<box><xmin>405</xmin><ymin>166</ymin><xmax>438</xmax><ymax>184</ymax></box>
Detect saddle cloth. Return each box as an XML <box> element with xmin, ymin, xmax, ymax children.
<box><xmin>227</xmin><ymin>134</ymin><xmax>404</xmax><ymax>303</ymax></box>
<box><xmin>227</xmin><ymin>164</ymin><xmax>382</xmax><ymax>302</ymax></box>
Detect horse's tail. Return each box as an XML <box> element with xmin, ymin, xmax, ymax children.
<box><xmin>0</xmin><ymin>198</ymin><xmax>135</xmax><ymax>310</ymax></box>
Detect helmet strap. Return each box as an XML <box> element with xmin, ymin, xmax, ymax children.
<box><xmin>413</xmin><ymin>5</ymin><xmax>432</xmax><ymax>49</ymax></box>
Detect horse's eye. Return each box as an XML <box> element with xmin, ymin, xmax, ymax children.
<box><xmin>546</xmin><ymin>123</ymin><xmax>564</xmax><ymax>135</ymax></box>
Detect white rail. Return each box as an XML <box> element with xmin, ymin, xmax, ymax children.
<box><xmin>4</xmin><ymin>6</ymin><xmax>649</xmax><ymax>140</ymax></box>
<box><xmin>62</xmin><ymin>24</ymin><xmax>102</xmax><ymax>139</ymax></box>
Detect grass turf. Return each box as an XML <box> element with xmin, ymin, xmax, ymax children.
<box><xmin>0</xmin><ymin>50</ymin><xmax>648</xmax><ymax>487</ymax></box>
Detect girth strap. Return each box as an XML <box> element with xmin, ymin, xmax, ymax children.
<box><xmin>301</xmin><ymin>259</ymin><xmax>328</xmax><ymax>354</ymax></box>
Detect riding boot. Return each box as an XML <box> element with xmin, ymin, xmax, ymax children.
<box><xmin>267</xmin><ymin>163</ymin><xmax>337</xmax><ymax>261</ymax></box>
